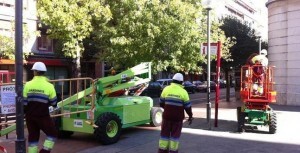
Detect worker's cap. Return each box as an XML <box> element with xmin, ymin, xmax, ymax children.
<box><xmin>260</xmin><ymin>49</ymin><xmax>267</xmax><ymax>55</ymax></box>
<box><xmin>172</xmin><ymin>73</ymin><xmax>183</xmax><ymax>82</ymax></box>
<box><xmin>31</xmin><ymin>62</ymin><xmax>47</xmax><ymax>72</ymax></box>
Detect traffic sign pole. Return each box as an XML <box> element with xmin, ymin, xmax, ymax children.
<box><xmin>215</xmin><ymin>41</ymin><xmax>222</xmax><ymax>127</ymax></box>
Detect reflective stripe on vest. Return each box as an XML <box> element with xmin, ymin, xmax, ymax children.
<box><xmin>160</xmin><ymin>83</ymin><xmax>190</xmax><ymax>105</ymax></box>
<box><xmin>23</xmin><ymin>76</ymin><xmax>57</xmax><ymax>105</ymax></box>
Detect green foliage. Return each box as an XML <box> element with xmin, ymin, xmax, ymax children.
<box><xmin>0</xmin><ymin>23</ymin><xmax>32</xmax><ymax>60</ymax></box>
<box><xmin>0</xmin><ymin>35</ymin><xmax>15</xmax><ymax>59</ymax></box>
<box><xmin>38</xmin><ymin>0</ymin><xmax>233</xmax><ymax>74</ymax></box>
<box><xmin>37</xmin><ymin>0</ymin><xmax>112</xmax><ymax>58</ymax></box>
<box><xmin>220</xmin><ymin>16</ymin><xmax>261</xmax><ymax>69</ymax></box>
<box><xmin>91</xmin><ymin>0</ymin><xmax>233</xmax><ymax>74</ymax></box>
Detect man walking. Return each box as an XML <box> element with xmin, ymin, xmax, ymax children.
<box><xmin>158</xmin><ymin>73</ymin><xmax>193</xmax><ymax>153</ymax></box>
<box><xmin>23</xmin><ymin>62</ymin><xmax>58</xmax><ymax>153</ymax></box>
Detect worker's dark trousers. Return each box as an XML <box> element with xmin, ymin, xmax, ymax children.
<box><xmin>158</xmin><ymin>119</ymin><xmax>183</xmax><ymax>153</ymax></box>
<box><xmin>252</xmin><ymin>66</ymin><xmax>266</xmax><ymax>95</ymax></box>
<box><xmin>26</xmin><ymin>115</ymin><xmax>58</xmax><ymax>153</ymax></box>
<box><xmin>252</xmin><ymin>66</ymin><xmax>266</xmax><ymax>85</ymax></box>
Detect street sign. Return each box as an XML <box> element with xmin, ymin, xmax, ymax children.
<box><xmin>201</xmin><ymin>43</ymin><xmax>218</xmax><ymax>55</ymax></box>
<box><xmin>0</xmin><ymin>85</ymin><xmax>16</xmax><ymax>114</ymax></box>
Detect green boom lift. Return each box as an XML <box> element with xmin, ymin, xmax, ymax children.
<box><xmin>1</xmin><ymin>62</ymin><xmax>163</xmax><ymax>145</ymax></box>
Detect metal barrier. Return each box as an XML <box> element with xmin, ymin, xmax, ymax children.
<box><xmin>240</xmin><ymin>65</ymin><xmax>276</xmax><ymax>104</ymax></box>
<box><xmin>49</xmin><ymin>77</ymin><xmax>96</xmax><ymax>120</ymax></box>
<box><xmin>0</xmin><ymin>77</ymin><xmax>96</xmax><ymax>136</ymax></box>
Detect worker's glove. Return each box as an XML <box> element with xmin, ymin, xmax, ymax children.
<box><xmin>49</xmin><ymin>106</ymin><xmax>54</xmax><ymax>113</ymax></box>
<box><xmin>49</xmin><ymin>106</ymin><xmax>60</xmax><ymax>114</ymax></box>
<box><xmin>188</xmin><ymin>117</ymin><xmax>194</xmax><ymax>125</ymax></box>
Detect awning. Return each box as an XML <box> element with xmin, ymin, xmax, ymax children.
<box><xmin>0</xmin><ymin>59</ymin><xmax>70</xmax><ymax>66</ymax></box>
<box><xmin>26</xmin><ymin>59</ymin><xmax>70</xmax><ymax>66</ymax></box>
<box><xmin>0</xmin><ymin>59</ymin><xmax>15</xmax><ymax>65</ymax></box>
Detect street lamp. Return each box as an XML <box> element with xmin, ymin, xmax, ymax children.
<box><xmin>257</xmin><ymin>31</ymin><xmax>262</xmax><ymax>54</ymax></box>
<box><xmin>202</xmin><ymin>0</ymin><xmax>215</xmax><ymax>130</ymax></box>
<box><xmin>15</xmin><ymin>0</ymin><xmax>26</xmax><ymax>152</ymax></box>
<box><xmin>256</xmin><ymin>25</ymin><xmax>263</xmax><ymax>54</ymax></box>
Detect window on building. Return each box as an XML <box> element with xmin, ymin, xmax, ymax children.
<box><xmin>37</xmin><ymin>35</ymin><xmax>53</xmax><ymax>52</ymax></box>
<box><xmin>0</xmin><ymin>20</ymin><xmax>13</xmax><ymax>37</ymax></box>
<box><xmin>226</xmin><ymin>6</ymin><xmax>244</xmax><ymax>19</ymax></box>
<box><xmin>235</xmin><ymin>0</ymin><xmax>255</xmax><ymax>14</ymax></box>
<box><xmin>0</xmin><ymin>0</ymin><xmax>28</xmax><ymax>9</ymax></box>
<box><xmin>0</xmin><ymin>0</ymin><xmax>14</xmax><ymax>7</ymax></box>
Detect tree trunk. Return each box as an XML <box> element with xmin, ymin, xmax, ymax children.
<box><xmin>71</xmin><ymin>45</ymin><xmax>82</xmax><ymax>94</ymax></box>
<box><xmin>225</xmin><ymin>69</ymin><xmax>230</xmax><ymax>102</ymax></box>
<box><xmin>75</xmin><ymin>45</ymin><xmax>81</xmax><ymax>78</ymax></box>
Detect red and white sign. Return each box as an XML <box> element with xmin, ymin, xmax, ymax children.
<box><xmin>201</xmin><ymin>43</ymin><xmax>218</xmax><ymax>55</ymax></box>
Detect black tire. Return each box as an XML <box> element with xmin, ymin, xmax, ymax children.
<box><xmin>94</xmin><ymin>112</ymin><xmax>122</xmax><ymax>145</ymax></box>
<box><xmin>150</xmin><ymin>107</ymin><xmax>163</xmax><ymax>127</ymax></box>
<box><xmin>269</xmin><ymin>112</ymin><xmax>277</xmax><ymax>134</ymax></box>
<box><xmin>237</xmin><ymin>107</ymin><xmax>245</xmax><ymax>132</ymax></box>
<box><xmin>53</xmin><ymin>116</ymin><xmax>74</xmax><ymax>138</ymax></box>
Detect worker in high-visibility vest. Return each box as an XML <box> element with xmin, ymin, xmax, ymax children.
<box><xmin>251</xmin><ymin>49</ymin><xmax>268</xmax><ymax>95</ymax></box>
<box><xmin>23</xmin><ymin>62</ymin><xmax>58</xmax><ymax>153</ymax></box>
<box><xmin>158</xmin><ymin>73</ymin><xmax>193</xmax><ymax>153</ymax></box>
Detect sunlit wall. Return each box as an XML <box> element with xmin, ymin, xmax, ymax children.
<box><xmin>267</xmin><ymin>0</ymin><xmax>300</xmax><ymax>106</ymax></box>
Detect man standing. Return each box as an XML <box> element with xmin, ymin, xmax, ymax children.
<box><xmin>158</xmin><ymin>73</ymin><xmax>193</xmax><ymax>153</ymax></box>
<box><xmin>251</xmin><ymin>49</ymin><xmax>269</xmax><ymax>95</ymax></box>
<box><xmin>23</xmin><ymin>62</ymin><xmax>58</xmax><ymax>153</ymax></box>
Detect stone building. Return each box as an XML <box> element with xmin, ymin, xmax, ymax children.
<box><xmin>267</xmin><ymin>0</ymin><xmax>300</xmax><ymax>106</ymax></box>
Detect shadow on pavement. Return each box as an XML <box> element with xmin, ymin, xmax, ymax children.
<box><xmin>270</xmin><ymin>104</ymin><xmax>300</xmax><ymax>113</ymax></box>
<box><xmin>182</xmin><ymin>117</ymin><xmax>237</xmax><ymax>133</ymax></box>
<box><xmin>79</xmin><ymin>123</ymin><xmax>300</xmax><ymax>153</ymax></box>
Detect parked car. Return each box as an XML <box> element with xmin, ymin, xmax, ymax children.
<box><xmin>144</xmin><ymin>81</ymin><xmax>164</xmax><ymax>97</ymax></box>
<box><xmin>192</xmin><ymin>80</ymin><xmax>202</xmax><ymax>86</ymax></box>
<box><xmin>218</xmin><ymin>79</ymin><xmax>227</xmax><ymax>88</ymax></box>
<box><xmin>129</xmin><ymin>81</ymin><xmax>164</xmax><ymax>97</ymax></box>
<box><xmin>196</xmin><ymin>81</ymin><xmax>216</xmax><ymax>92</ymax></box>
<box><xmin>156</xmin><ymin>79</ymin><xmax>172</xmax><ymax>89</ymax></box>
<box><xmin>193</xmin><ymin>80</ymin><xmax>203</xmax><ymax>92</ymax></box>
<box><xmin>183</xmin><ymin>81</ymin><xmax>197</xmax><ymax>94</ymax></box>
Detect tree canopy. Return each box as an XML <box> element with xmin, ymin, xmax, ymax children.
<box><xmin>0</xmin><ymin>23</ymin><xmax>32</xmax><ymax>60</ymax></box>
<box><xmin>91</xmin><ymin>0</ymin><xmax>233</xmax><ymax>73</ymax></box>
<box><xmin>37</xmin><ymin>0</ymin><xmax>112</xmax><ymax>58</ymax></box>
<box><xmin>220</xmin><ymin>16</ymin><xmax>266</xmax><ymax>69</ymax></box>
<box><xmin>0</xmin><ymin>35</ymin><xmax>15</xmax><ymax>59</ymax></box>
<box><xmin>37</xmin><ymin>0</ymin><xmax>234</xmax><ymax>74</ymax></box>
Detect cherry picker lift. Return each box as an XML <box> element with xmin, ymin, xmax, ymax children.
<box><xmin>238</xmin><ymin>64</ymin><xmax>277</xmax><ymax>133</ymax></box>
<box><xmin>1</xmin><ymin>62</ymin><xmax>163</xmax><ymax>145</ymax></box>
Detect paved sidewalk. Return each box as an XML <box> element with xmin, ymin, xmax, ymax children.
<box><xmin>77</xmin><ymin>99</ymin><xmax>300</xmax><ymax>153</ymax></box>
<box><xmin>1</xmin><ymin>99</ymin><xmax>300</xmax><ymax>153</ymax></box>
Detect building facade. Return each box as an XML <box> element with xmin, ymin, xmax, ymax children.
<box><xmin>0</xmin><ymin>0</ymin><xmax>109</xmax><ymax>82</ymax></box>
<box><xmin>215</xmin><ymin>0</ymin><xmax>268</xmax><ymax>40</ymax></box>
<box><xmin>0</xmin><ymin>0</ymin><xmax>73</xmax><ymax>81</ymax></box>
<box><xmin>267</xmin><ymin>0</ymin><xmax>300</xmax><ymax>106</ymax></box>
